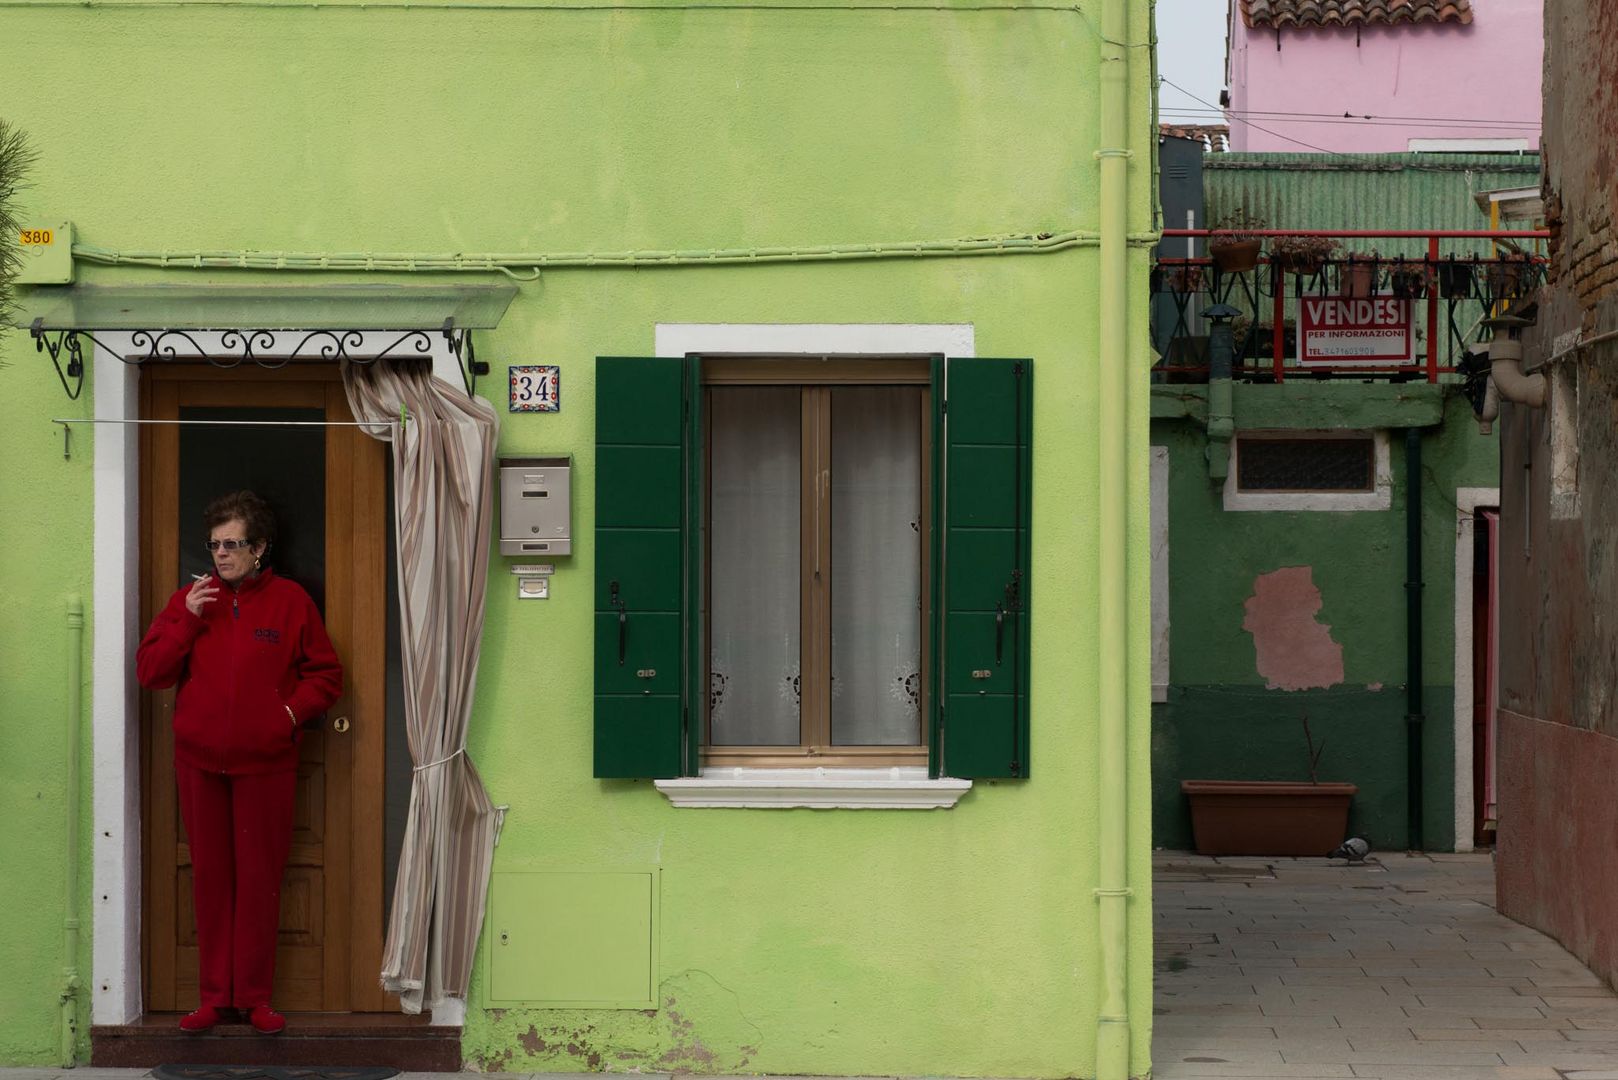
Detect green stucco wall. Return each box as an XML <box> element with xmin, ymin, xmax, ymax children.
<box><xmin>0</xmin><ymin>369</ymin><xmax>95</xmax><ymax>1064</ymax></box>
<box><xmin>1150</xmin><ymin>388</ymin><xmax>1497</xmax><ymax>853</ymax></box>
<box><xmin>0</xmin><ymin>2</ymin><xmax>1158</xmax><ymax>1075</ymax></box>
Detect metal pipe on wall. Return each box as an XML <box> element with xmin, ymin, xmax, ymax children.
<box><xmin>62</xmin><ymin>596</ymin><xmax>84</xmax><ymax>1066</ymax></box>
<box><xmin>1095</xmin><ymin>0</ymin><xmax>1132</xmax><ymax>1074</ymax></box>
<box><xmin>1405</xmin><ymin>431</ymin><xmax>1425</xmax><ymax>851</ymax></box>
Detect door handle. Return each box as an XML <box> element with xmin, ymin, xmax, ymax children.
<box><xmin>995</xmin><ymin>604</ymin><xmax>1005</xmax><ymax>666</ymax></box>
<box><xmin>332</xmin><ymin>716</ymin><xmax>351</xmax><ymax>734</ymax></box>
<box><xmin>610</xmin><ymin>580</ymin><xmax>628</xmax><ymax>666</ymax></box>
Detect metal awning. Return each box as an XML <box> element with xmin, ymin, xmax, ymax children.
<box><xmin>15</xmin><ymin>283</ymin><xmax>518</xmax><ymax>399</ymax></box>
<box><xmin>17</xmin><ymin>283</ymin><xmax>517</xmax><ymax>331</ymax></box>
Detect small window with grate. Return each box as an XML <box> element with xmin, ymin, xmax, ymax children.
<box><xmin>1223</xmin><ymin>431</ymin><xmax>1390</xmax><ymax>512</ymax></box>
<box><xmin>1236</xmin><ymin>436</ymin><xmax>1375</xmax><ymax>493</ymax></box>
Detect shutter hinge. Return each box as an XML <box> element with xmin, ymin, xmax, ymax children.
<box><xmin>1010</xmin><ymin>760</ymin><xmax>1021</xmax><ymax>776</ymax></box>
<box><xmin>1013</xmin><ymin>362</ymin><xmax>1024</xmax><ymax>376</ymax></box>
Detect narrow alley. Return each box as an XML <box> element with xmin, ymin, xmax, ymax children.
<box><xmin>1154</xmin><ymin>853</ymin><xmax>1618</xmax><ymax>1080</ymax></box>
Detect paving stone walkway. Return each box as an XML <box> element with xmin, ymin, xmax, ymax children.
<box><xmin>1154</xmin><ymin>851</ymin><xmax>1618</xmax><ymax>1080</ymax></box>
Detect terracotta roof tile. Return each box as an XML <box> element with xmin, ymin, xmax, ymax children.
<box><xmin>1160</xmin><ymin>123</ymin><xmax>1231</xmax><ymax>151</ymax></box>
<box><xmin>1241</xmin><ymin>0</ymin><xmax>1473</xmax><ymax>28</ymax></box>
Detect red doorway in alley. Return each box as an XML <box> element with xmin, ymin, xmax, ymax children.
<box><xmin>1473</xmin><ymin>507</ymin><xmax>1499</xmax><ymax>848</ymax></box>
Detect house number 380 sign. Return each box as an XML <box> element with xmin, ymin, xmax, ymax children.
<box><xmin>508</xmin><ymin>365</ymin><xmax>560</xmax><ymax>413</ymax></box>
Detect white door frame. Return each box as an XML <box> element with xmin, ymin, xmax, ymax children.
<box><xmin>1451</xmin><ymin>486</ymin><xmax>1499</xmax><ymax>853</ymax></box>
<box><xmin>88</xmin><ymin>336</ymin><xmax>465</xmax><ymax>1024</ymax></box>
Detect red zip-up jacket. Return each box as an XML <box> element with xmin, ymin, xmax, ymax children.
<box><xmin>136</xmin><ymin>568</ymin><xmax>344</xmax><ymax>775</ymax></box>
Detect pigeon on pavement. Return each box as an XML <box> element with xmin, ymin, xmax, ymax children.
<box><xmin>1327</xmin><ymin>836</ymin><xmax>1371</xmax><ymax>862</ymax></box>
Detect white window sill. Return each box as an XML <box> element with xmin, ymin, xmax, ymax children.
<box><xmin>654</xmin><ymin>767</ymin><xmax>971</xmax><ymax>809</ymax></box>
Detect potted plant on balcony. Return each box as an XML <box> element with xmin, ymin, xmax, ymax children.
<box><xmin>1388</xmin><ymin>259</ymin><xmax>1431</xmax><ymax>299</ymax></box>
<box><xmin>1486</xmin><ymin>253</ymin><xmax>1535</xmax><ymax>301</ymax></box>
<box><xmin>1340</xmin><ymin>250</ymin><xmax>1382</xmax><ymax>298</ymax></box>
<box><xmin>1268</xmin><ymin>234</ymin><xmax>1338</xmax><ymax>278</ymax></box>
<box><xmin>1436</xmin><ymin>256</ymin><xmax>1475</xmax><ymax>299</ymax></box>
<box><xmin>1164</xmin><ymin>262</ymin><xmax>1205</xmax><ymax>293</ymax></box>
<box><xmin>1180</xmin><ymin>716</ymin><xmax>1357</xmax><ymax>857</ymax></box>
<box><xmin>1208</xmin><ymin>209</ymin><xmax>1265</xmax><ymax>274</ymax></box>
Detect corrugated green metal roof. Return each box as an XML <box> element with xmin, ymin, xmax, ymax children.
<box><xmin>1203</xmin><ymin>152</ymin><xmax>1541</xmax><ymax>259</ymax></box>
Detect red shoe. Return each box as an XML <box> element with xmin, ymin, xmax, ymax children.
<box><xmin>247</xmin><ymin>1004</ymin><xmax>286</xmax><ymax>1034</ymax></box>
<box><xmin>179</xmin><ymin>1006</ymin><xmax>224</xmax><ymax>1033</ymax></box>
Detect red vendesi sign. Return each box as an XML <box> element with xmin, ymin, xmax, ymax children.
<box><xmin>1298</xmin><ymin>296</ymin><xmax>1414</xmax><ymax>365</ymax></box>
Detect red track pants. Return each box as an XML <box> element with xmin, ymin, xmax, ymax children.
<box><xmin>175</xmin><ymin>763</ymin><xmax>298</xmax><ymax>1010</ymax></box>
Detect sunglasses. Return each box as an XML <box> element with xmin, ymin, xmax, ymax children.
<box><xmin>204</xmin><ymin>539</ymin><xmax>256</xmax><ymax>552</ymax></box>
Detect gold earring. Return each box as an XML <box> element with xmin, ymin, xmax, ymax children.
<box><xmin>254</xmin><ymin>555</ymin><xmax>261</xmax><ymax>570</ymax></box>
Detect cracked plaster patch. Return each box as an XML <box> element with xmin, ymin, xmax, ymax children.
<box><xmin>1242</xmin><ymin>566</ymin><xmax>1345</xmax><ymax>691</ymax></box>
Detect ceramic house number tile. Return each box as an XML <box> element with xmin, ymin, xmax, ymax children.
<box><xmin>509</xmin><ymin>365</ymin><xmax>560</xmax><ymax>412</ymax></box>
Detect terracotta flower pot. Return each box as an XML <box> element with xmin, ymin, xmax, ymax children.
<box><xmin>1271</xmin><ymin>253</ymin><xmax>1327</xmax><ymax>277</ymax></box>
<box><xmin>1341</xmin><ymin>261</ymin><xmax>1380</xmax><ymax>299</ymax></box>
<box><xmin>1209</xmin><ymin>238</ymin><xmax>1262</xmax><ymax>274</ymax></box>
<box><xmin>1180</xmin><ymin>779</ymin><xmax>1358</xmax><ymax>857</ymax></box>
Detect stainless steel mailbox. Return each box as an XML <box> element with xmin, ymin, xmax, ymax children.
<box><xmin>499</xmin><ymin>456</ymin><xmax>572</xmax><ymax>557</ymax></box>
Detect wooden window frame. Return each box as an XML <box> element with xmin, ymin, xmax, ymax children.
<box><xmin>702</xmin><ymin>358</ymin><xmax>932</xmax><ymax>768</ymax></box>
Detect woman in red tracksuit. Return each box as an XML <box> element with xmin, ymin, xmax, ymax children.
<box><xmin>137</xmin><ymin>490</ymin><xmax>343</xmax><ymax>1035</ymax></box>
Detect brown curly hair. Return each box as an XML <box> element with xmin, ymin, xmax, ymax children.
<box><xmin>203</xmin><ymin>490</ymin><xmax>276</xmax><ymax>550</ymax></box>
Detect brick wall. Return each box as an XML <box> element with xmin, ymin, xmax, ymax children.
<box><xmin>1542</xmin><ymin>0</ymin><xmax>1618</xmax><ymax>314</ymax></box>
<box><xmin>1497</xmin><ymin>0</ymin><xmax>1618</xmax><ymax>983</ymax></box>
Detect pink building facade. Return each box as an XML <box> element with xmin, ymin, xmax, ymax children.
<box><xmin>1226</xmin><ymin>0</ymin><xmax>1542</xmax><ymax>153</ymax></box>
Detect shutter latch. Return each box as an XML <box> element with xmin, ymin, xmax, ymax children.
<box><xmin>610</xmin><ymin>580</ymin><xmax>627</xmax><ymax>665</ymax></box>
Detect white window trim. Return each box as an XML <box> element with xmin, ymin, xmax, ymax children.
<box><xmin>1451</xmin><ymin>486</ymin><xmax>1499</xmax><ymax>854</ymax></box>
<box><xmin>1150</xmin><ymin>446</ymin><xmax>1170</xmax><ymax>703</ymax></box>
<box><xmin>655</xmin><ymin>322</ymin><xmax>973</xmax><ymax>358</ymax></box>
<box><xmin>652</xmin><ymin>323</ymin><xmax>976</xmax><ymax>807</ymax></box>
<box><xmin>1222</xmin><ymin>429</ymin><xmax>1392</xmax><ymax>512</ymax></box>
<box><xmin>656</xmin><ymin>767</ymin><xmax>971</xmax><ymax>809</ymax></box>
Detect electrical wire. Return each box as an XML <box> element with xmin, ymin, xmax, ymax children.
<box><xmin>1158</xmin><ymin>104</ymin><xmax>1540</xmax><ymax>129</ymax></box>
<box><xmin>1159</xmin><ymin>76</ymin><xmax>1346</xmax><ymax>155</ymax></box>
<box><xmin>1161</xmin><ymin>111</ymin><xmax>1539</xmax><ymax>132</ymax></box>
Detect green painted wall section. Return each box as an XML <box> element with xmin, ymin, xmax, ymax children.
<box><xmin>0</xmin><ymin>375</ymin><xmax>94</xmax><ymax>1065</ymax></box>
<box><xmin>1151</xmin><ymin>390</ymin><xmax>1496</xmax><ymax>852</ymax></box>
<box><xmin>1151</xmin><ymin>383</ymin><xmax>1446</xmax><ymax>428</ymax></box>
<box><xmin>0</xmin><ymin>2</ymin><xmax>1159</xmax><ymax>1075</ymax></box>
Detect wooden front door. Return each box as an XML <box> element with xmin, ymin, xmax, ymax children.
<box><xmin>141</xmin><ymin>364</ymin><xmax>391</xmax><ymax>1013</ymax></box>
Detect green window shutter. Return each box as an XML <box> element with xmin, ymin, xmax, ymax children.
<box><xmin>594</xmin><ymin>356</ymin><xmax>699</xmax><ymax>778</ymax></box>
<box><xmin>936</xmin><ymin>357</ymin><xmax>1033</xmax><ymax>779</ymax></box>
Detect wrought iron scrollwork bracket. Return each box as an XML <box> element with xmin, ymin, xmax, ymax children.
<box><xmin>31</xmin><ymin>321</ymin><xmax>488</xmax><ymax>400</ymax></box>
<box><xmin>443</xmin><ymin>318</ymin><xmax>489</xmax><ymax>396</ymax></box>
<box><xmin>31</xmin><ymin>319</ymin><xmax>87</xmax><ymax>401</ymax></box>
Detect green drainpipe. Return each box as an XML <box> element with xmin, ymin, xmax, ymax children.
<box><xmin>1096</xmin><ymin>0</ymin><xmax>1132</xmax><ymax>1075</ymax></box>
<box><xmin>62</xmin><ymin>596</ymin><xmax>84</xmax><ymax>1066</ymax></box>
<box><xmin>1203</xmin><ymin>304</ymin><xmax>1241</xmax><ymax>481</ymax></box>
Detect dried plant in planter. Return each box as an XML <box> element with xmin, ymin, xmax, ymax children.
<box><xmin>1436</xmin><ymin>257</ymin><xmax>1476</xmax><ymax>299</ymax></box>
<box><xmin>1387</xmin><ymin>260</ymin><xmax>1431</xmax><ymax>299</ymax></box>
<box><xmin>1167</xmin><ymin>263</ymin><xmax>1205</xmax><ymax>293</ymax></box>
<box><xmin>1340</xmin><ymin>250</ymin><xmax>1382</xmax><ymax>298</ymax></box>
<box><xmin>1268</xmin><ymin>234</ymin><xmax>1339</xmax><ymax>277</ymax></box>
<box><xmin>1486</xmin><ymin>254</ymin><xmax>1536</xmax><ymax>300</ymax></box>
<box><xmin>1208</xmin><ymin>209</ymin><xmax>1266</xmax><ymax>273</ymax></box>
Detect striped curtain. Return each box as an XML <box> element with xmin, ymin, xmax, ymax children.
<box><xmin>342</xmin><ymin>357</ymin><xmax>504</xmax><ymax>1014</ymax></box>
